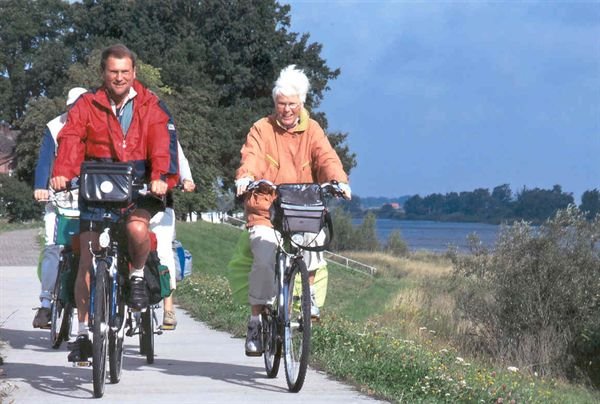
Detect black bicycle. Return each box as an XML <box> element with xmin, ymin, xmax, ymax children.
<box><xmin>47</xmin><ymin>189</ymin><xmax>80</xmax><ymax>349</ymax></box>
<box><xmin>245</xmin><ymin>180</ymin><xmax>343</xmax><ymax>392</ymax></box>
<box><xmin>76</xmin><ymin>161</ymin><xmax>164</xmax><ymax>397</ymax></box>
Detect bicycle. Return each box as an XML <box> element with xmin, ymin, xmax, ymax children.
<box><xmin>245</xmin><ymin>180</ymin><xmax>343</xmax><ymax>392</ymax></box>
<box><xmin>46</xmin><ymin>188</ymin><xmax>80</xmax><ymax>349</ymax></box>
<box><xmin>74</xmin><ymin>161</ymin><xmax>165</xmax><ymax>397</ymax></box>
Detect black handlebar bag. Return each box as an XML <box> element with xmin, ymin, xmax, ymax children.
<box><xmin>271</xmin><ymin>183</ymin><xmax>326</xmax><ymax>234</ymax></box>
<box><xmin>80</xmin><ymin>161</ymin><xmax>134</xmax><ymax>206</ymax></box>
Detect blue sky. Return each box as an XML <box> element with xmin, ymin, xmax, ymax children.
<box><xmin>287</xmin><ymin>0</ymin><xmax>600</xmax><ymax>202</ymax></box>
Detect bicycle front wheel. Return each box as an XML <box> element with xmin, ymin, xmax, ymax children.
<box><xmin>92</xmin><ymin>262</ymin><xmax>109</xmax><ymax>398</ymax></box>
<box><xmin>283</xmin><ymin>258</ymin><xmax>311</xmax><ymax>392</ymax></box>
<box><xmin>109</xmin><ymin>278</ymin><xmax>126</xmax><ymax>384</ymax></box>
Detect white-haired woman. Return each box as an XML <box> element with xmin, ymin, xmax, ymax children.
<box><xmin>235</xmin><ymin>65</ymin><xmax>351</xmax><ymax>356</ymax></box>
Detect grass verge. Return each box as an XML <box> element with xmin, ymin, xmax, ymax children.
<box><xmin>175</xmin><ymin>220</ymin><xmax>600</xmax><ymax>403</ymax></box>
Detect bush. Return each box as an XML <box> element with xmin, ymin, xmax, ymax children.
<box><xmin>385</xmin><ymin>229</ymin><xmax>409</xmax><ymax>257</ymax></box>
<box><xmin>0</xmin><ymin>174</ymin><xmax>41</xmax><ymax>222</ymax></box>
<box><xmin>450</xmin><ymin>205</ymin><xmax>600</xmax><ymax>383</ymax></box>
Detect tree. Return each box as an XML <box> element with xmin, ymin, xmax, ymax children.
<box><xmin>580</xmin><ymin>189</ymin><xmax>600</xmax><ymax>220</ymax></box>
<box><xmin>0</xmin><ymin>0</ymin><xmax>72</xmax><ymax>123</ymax></box>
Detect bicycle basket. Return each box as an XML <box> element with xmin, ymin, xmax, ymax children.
<box><xmin>271</xmin><ymin>183</ymin><xmax>326</xmax><ymax>234</ymax></box>
<box><xmin>80</xmin><ymin>161</ymin><xmax>134</xmax><ymax>205</ymax></box>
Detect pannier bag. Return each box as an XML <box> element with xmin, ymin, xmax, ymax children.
<box><xmin>145</xmin><ymin>250</ymin><xmax>172</xmax><ymax>304</ymax></box>
<box><xmin>80</xmin><ymin>161</ymin><xmax>134</xmax><ymax>204</ymax></box>
<box><xmin>271</xmin><ymin>183</ymin><xmax>326</xmax><ymax>234</ymax></box>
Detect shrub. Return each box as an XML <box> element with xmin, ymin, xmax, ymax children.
<box><xmin>450</xmin><ymin>205</ymin><xmax>600</xmax><ymax>383</ymax></box>
<box><xmin>385</xmin><ymin>229</ymin><xmax>408</xmax><ymax>257</ymax></box>
<box><xmin>0</xmin><ymin>174</ymin><xmax>41</xmax><ymax>222</ymax></box>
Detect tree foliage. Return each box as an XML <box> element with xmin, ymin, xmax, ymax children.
<box><xmin>4</xmin><ymin>0</ymin><xmax>355</xmax><ymax>217</ymax></box>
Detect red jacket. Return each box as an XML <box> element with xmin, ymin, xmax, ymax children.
<box><xmin>52</xmin><ymin>80</ymin><xmax>178</xmax><ymax>186</ymax></box>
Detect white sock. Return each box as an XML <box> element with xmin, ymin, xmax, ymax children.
<box><xmin>78</xmin><ymin>322</ymin><xmax>89</xmax><ymax>337</ymax></box>
<box><xmin>130</xmin><ymin>267</ymin><xmax>144</xmax><ymax>278</ymax></box>
<box><xmin>40</xmin><ymin>298</ymin><xmax>52</xmax><ymax>309</ymax></box>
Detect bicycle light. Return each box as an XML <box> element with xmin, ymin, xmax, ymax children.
<box><xmin>291</xmin><ymin>233</ymin><xmax>304</xmax><ymax>246</ymax></box>
<box><xmin>99</xmin><ymin>228</ymin><xmax>111</xmax><ymax>248</ymax></box>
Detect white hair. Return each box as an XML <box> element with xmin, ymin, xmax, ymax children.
<box><xmin>272</xmin><ymin>65</ymin><xmax>310</xmax><ymax>103</ymax></box>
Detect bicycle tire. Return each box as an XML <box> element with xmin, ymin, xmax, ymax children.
<box><xmin>92</xmin><ymin>262</ymin><xmax>109</xmax><ymax>398</ymax></box>
<box><xmin>50</xmin><ymin>275</ymin><xmax>65</xmax><ymax>347</ymax></box>
<box><xmin>109</xmin><ymin>279</ymin><xmax>126</xmax><ymax>384</ymax></box>
<box><xmin>140</xmin><ymin>307</ymin><xmax>154</xmax><ymax>364</ymax></box>
<box><xmin>283</xmin><ymin>258</ymin><xmax>311</xmax><ymax>392</ymax></box>
<box><xmin>262</xmin><ymin>307</ymin><xmax>281</xmax><ymax>378</ymax></box>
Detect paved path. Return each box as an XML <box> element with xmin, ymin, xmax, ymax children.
<box><xmin>0</xmin><ymin>229</ymin><xmax>382</xmax><ymax>403</ymax></box>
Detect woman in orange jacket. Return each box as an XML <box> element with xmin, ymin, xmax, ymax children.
<box><xmin>235</xmin><ymin>65</ymin><xmax>351</xmax><ymax>356</ymax></box>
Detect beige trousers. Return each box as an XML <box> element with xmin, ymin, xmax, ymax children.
<box><xmin>248</xmin><ymin>225</ymin><xmax>326</xmax><ymax>306</ymax></box>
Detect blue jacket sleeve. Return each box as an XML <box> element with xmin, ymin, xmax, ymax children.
<box><xmin>34</xmin><ymin>129</ymin><xmax>56</xmax><ymax>190</ymax></box>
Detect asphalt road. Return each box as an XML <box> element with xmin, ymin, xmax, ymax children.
<box><xmin>0</xmin><ymin>229</ymin><xmax>383</xmax><ymax>403</ymax></box>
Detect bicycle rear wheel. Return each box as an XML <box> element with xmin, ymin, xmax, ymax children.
<box><xmin>92</xmin><ymin>262</ymin><xmax>109</xmax><ymax>398</ymax></box>
<box><xmin>283</xmin><ymin>259</ymin><xmax>311</xmax><ymax>392</ymax></box>
<box><xmin>262</xmin><ymin>306</ymin><xmax>281</xmax><ymax>378</ymax></box>
<box><xmin>140</xmin><ymin>307</ymin><xmax>154</xmax><ymax>364</ymax></box>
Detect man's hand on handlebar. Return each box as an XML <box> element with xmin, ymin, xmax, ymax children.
<box><xmin>150</xmin><ymin>179</ymin><xmax>168</xmax><ymax>196</ymax></box>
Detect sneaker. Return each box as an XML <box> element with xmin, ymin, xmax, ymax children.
<box><xmin>128</xmin><ymin>276</ymin><xmax>149</xmax><ymax>311</ymax></box>
<box><xmin>162</xmin><ymin>310</ymin><xmax>177</xmax><ymax>330</ymax></box>
<box><xmin>310</xmin><ymin>291</ymin><xmax>320</xmax><ymax>319</ymax></box>
<box><xmin>32</xmin><ymin>307</ymin><xmax>51</xmax><ymax>329</ymax></box>
<box><xmin>67</xmin><ymin>335</ymin><xmax>92</xmax><ymax>362</ymax></box>
<box><xmin>245</xmin><ymin>318</ymin><xmax>262</xmax><ymax>356</ymax></box>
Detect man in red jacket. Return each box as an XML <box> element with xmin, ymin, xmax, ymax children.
<box><xmin>51</xmin><ymin>44</ymin><xmax>178</xmax><ymax>362</ymax></box>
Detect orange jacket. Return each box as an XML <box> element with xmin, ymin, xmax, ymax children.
<box><xmin>236</xmin><ymin>109</ymin><xmax>348</xmax><ymax>227</ymax></box>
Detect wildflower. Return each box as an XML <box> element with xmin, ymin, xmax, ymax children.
<box><xmin>456</xmin><ymin>357</ymin><xmax>465</xmax><ymax>363</ymax></box>
<box><xmin>439</xmin><ymin>348</ymin><xmax>448</xmax><ymax>354</ymax></box>
<box><xmin>507</xmin><ymin>366</ymin><xmax>519</xmax><ymax>373</ymax></box>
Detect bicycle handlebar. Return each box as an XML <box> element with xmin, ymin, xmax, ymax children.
<box><xmin>244</xmin><ymin>179</ymin><xmax>345</xmax><ymax>198</ymax></box>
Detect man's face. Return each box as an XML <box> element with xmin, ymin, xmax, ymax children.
<box><xmin>102</xmin><ymin>56</ymin><xmax>136</xmax><ymax>103</ymax></box>
<box><xmin>275</xmin><ymin>94</ymin><xmax>302</xmax><ymax>128</ymax></box>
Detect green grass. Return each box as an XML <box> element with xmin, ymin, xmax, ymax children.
<box><xmin>175</xmin><ymin>220</ymin><xmax>600</xmax><ymax>403</ymax></box>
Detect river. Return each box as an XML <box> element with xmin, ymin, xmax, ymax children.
<box><xmin>352</xmin><ymin>218</ymin><xmax>500</xmax><ymax>252</ymax></box>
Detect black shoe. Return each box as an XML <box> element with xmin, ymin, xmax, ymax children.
<box><xmin>67</xmin><ymin>335</ymin><xmax>92</xmax><ymax>362</ymax></box>
<box><xmin>128</xmin><ymin>276</ymin><xmax>149</xmax><ymax>311</ymax></box>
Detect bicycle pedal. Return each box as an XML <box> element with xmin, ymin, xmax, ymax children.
<box><xmin>73</xmin><ymin>361</ymin><xmax>92</xmax><ymax>367</ymax></box>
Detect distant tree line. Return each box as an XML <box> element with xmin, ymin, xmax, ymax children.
<box><xmin>366</xmin><ymin>184</ymin><xmax>600</xmax><ymax>224</ymax></box>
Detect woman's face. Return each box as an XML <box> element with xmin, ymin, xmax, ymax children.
<box><xmin>274</xmin><ymin>94</ymin><xmax>302</xmax><ymax>128</ymax></box>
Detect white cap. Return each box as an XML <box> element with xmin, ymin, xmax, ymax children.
<box><xmin>66</xmin><ymin>87</ymin><xmax>87</xmax><ymax>106</ymax></box>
